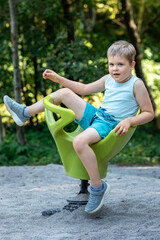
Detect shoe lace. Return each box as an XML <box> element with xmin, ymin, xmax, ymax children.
<box><xmin>10</xmin><ymin>99</ymin><xmax>23</xmax><ymax>111</ymax></box>
<box><xmin>88</xmin><ymin>193</ymin><xmax>97</xmax><ymax>206</ymax></box>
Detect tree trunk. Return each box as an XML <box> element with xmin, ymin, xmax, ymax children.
<box><xmin>0</xmin><ymin>114</ymin><xmax>5</xmax><ymax>143</ymax></box>
<box><xmin>61</xmin><ymin>0</ymin><xmax>75</xmax><ymax>80</ymax></box>
<box><xmin>9</xmin><ymin>0</ymin><xmax>26</xmax><ymax>144</ymax></box>
<box><xmin>33</xmin><ymin>57</ymin><xmax>38</xmax><ymax>103</ymax></box>
<box><xmin>61</xmin><ymin>0</ymin><xmax>75</xmax><ymax>42</ymax></box>
<box><xmin>121</xmin><ymin>0</ymin><xmax>160</xmax><ymax>130</ymax></box>
<box><xmin>33</xmin><ymin>57</ymin><xmax>38</xmax><ymax>124</ymax></box>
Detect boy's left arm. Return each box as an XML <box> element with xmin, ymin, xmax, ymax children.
<box><xmin>114</xmin><ymin>80</ymin><xmax>154</xmax><ymax>136</ymax></box>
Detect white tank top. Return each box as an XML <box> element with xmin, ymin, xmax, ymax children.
<box><xmin>100</xmin><ymin>75</ymin><xmax>140</xmax><ymax>122</ymax></box>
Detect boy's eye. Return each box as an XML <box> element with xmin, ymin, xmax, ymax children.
<box><xmin>109</xmin><ymin>63</ymin><xmax>124</xmax><ymax>67</ymax></box>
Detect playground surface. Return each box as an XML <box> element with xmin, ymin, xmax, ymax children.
<box><xmin>0</xmin><ymin>164</ymin><xmax>160</xmax><ymax>240</ymax></box>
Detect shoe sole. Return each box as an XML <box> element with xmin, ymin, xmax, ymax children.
<box><xmin>85</xmin><ymin>183</ymin><xmax>111</xmax><ymax>214</ymax></box>
<box><xmin>67</xmin><ymin>193</ymin><xmax>89</xmax><ymax>204</ymax></box>
<box><xmin>4</xmin><ymin>96</ymin><xmax>24</xmax><ymax>126</ymax></box>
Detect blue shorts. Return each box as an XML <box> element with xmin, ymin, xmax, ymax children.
<box><xmin>75</xmin><ymin>103</ymin><xmax>119</xmax><ymax>139</ymax></box>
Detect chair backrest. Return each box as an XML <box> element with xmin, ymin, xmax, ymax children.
<box><xmin>44</xmin><ymin>96</ymin><xmax>137</xmax><ymax>180</ymax></box>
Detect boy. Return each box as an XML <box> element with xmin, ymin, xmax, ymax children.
<box><xmin>4</xmin><ymin>40</ymin><xmax>154</xmax><ymax>214</ymax></box>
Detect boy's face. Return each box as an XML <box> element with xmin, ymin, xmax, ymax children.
<box><xmin>108</xmin><ymin>55</ymin><xmax>135</xmax><ymax>83</ymax></box>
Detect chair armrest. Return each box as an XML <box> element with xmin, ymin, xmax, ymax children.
<box><xmin>43</xmin><ymin>96</ymin><xmax>75</xmax><ymax>135</ymax></box>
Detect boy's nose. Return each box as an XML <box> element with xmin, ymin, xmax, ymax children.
<box><xmin>113</xmin><ymin>65</ymin><xmax>118</xmax><ymax>70</ymax></box>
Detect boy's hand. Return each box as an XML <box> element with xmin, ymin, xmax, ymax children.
<box><xmin>43</xmin><ymin>69</ymin><xmax>61</xmax><ymax>83</ymax></box>
<box><xmin>114</xmin><ymin>118</ymin><xmax>132</xmax><ymax>136</ymax></box>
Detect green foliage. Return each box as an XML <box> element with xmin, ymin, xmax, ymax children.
<box><xmin>0</xmin><ymin>0</ymin><xmax>13</xmax><ymax>101</ymax></box>
<box><xmin>0</xmin><ymin>122</ymin><xmax>159</xmax><ymax>166</ymax></box>
<box><xmin>0</xmin><ymin>0</ymin><xmax>160</xmax><ymax>166</ymax></box>
<box><xmin>1</xmin><ymin>0</ymin><xmax>160</xmax><ymax>108</ymax></box>
<box><xmin>142</xmin><ymin>52</ymin><xmax>160</xmax><ymax>112</ymax></box>
<box><xmin>110</xmin><ymin>123</ymin><xmax>160</xmax><ymax>165</ymax></box>
<box><xmin>46</xmin><ymin>38</ymin><xmax>107</xmax><ymax>82</ymax></box>
<box><xmin>0</xmin><ymin>123</ymin><xmax>61</xmax><ymax>166</ymax></box>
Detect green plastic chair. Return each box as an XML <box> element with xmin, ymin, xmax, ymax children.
<box><xmin>43</xmin><ymin>96</ymin><xmax>138</xmax><ymax>180</ymax></box>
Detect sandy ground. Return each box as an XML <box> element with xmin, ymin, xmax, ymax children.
<box><xmin>0</xmin><ymin>164</ymin><xmax>160</xmax><ymax>240</ymax></box>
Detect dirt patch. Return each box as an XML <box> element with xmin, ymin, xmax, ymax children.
<box><xmin>0</xmin><ymin>164</ymin><xmax>160</xmax><ymax>240</ymax></box>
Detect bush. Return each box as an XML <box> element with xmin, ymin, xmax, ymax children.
<box><xmin>0</xmin><ymin>123</ymin><xmax>61</xmax><ymax>166</ymax></box>
<box><xmin>0</xmin><ymin>122</ymin><xmax>159</xmax><ymax>166</ymax></box>
<box><xmin>110</xmin><ymin>123</ymin><xmax>160</xmax><ymax>165</ymax></box>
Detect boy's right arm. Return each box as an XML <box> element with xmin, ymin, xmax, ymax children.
<box><xmin>43</xmin><ymin>69</ymin><xmax>108</xmax><ymax>95</ymax></box>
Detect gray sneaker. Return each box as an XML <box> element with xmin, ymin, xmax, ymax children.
<box><xmin>4</xmin><ymin>95</ymin><xmax>29</xmax><ymax>126</ymax></box>
<box><xmin>85</xmin><ymin>181</ymin><xmax>110</xmax><ymax>214</ymax></box>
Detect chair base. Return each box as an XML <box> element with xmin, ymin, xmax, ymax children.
<box><xmin>67</xmin><ymin>180</ymin><xmax>89</xmax><ymax>204</ymax></box>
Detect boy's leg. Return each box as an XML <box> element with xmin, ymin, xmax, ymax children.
<box><xmin>28</xmin><ymin>88</ymin><xmax>86</xmax><ymax>121</ymax></box>
<box><xmin>73</xmin><ymin>127</ymin><xmax>102</xmax><ymax>187</ymax></box>
<box><xmin>73</xmin><ymin>127</ymin><xmax>111</xmax><ymax>213</ymax></box>
<box><xmin>4</xmin><ymin>88</ymin><xmax>87</xmax><ymax>126</ymax></box>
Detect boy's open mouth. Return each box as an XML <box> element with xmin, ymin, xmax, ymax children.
<box><xmin>113</xmin><ymin>73</ymin><xmax>120</xmax><ymax>76</ymax></box>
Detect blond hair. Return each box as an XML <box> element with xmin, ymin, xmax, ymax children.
<box><xmin>107</xmin><ymin>40</ymin><xmax>136</xmax><ymax>63</ymax></box>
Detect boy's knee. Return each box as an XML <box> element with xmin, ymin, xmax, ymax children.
<box><xmin>61</xmin><ymin>88</ymin><xmax>73</xmax><ymax>97</ymax></box>
<box><xmin>56</xmin><ymin>88</ymin><xmax>74</xmax><ymax>102</ymax></box>
<box><xmin>73</xmin><ymin>135</ymin><xmax>87</xmax><ymax>153</ymax></box>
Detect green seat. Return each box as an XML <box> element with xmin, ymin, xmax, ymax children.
<box><xmin>43</xmin><ymin>96</ymin><xmax>137</xmax><ymax>180</ymax></box>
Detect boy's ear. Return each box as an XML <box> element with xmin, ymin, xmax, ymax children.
<box><xmin>131</xmin><ymin>61</ymin><xmax>136</xmax><ymax>69</ymax></box>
